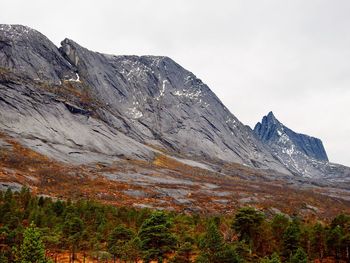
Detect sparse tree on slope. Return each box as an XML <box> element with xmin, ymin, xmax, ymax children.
<box><xmin>232</xmin><ymin>207</ymin><xmax>265</xmax><ymax>254</ymax></box>
<box><xmin>291</xmin><ymin>247</ymin><xmax>308</xmax><ymax>263</ymax></box>
<box><xmin>20</xmin><ymin>222</ymin><xmax>48</xmax><ymax>263</ymax></box>
<box><xmin>108</xmin><ymin>224</ymin><xmax>134</xmax><ymax>263</ymax></box>
<box><xmin>282</xmin><ymin>220</ymin><xmax>300</xmax><ymax>260</ymax></box>
<box><xmin>197</xmin><ymin>220</ymin><xmax>242</xmax><ymax>263</ymax></box>
<box><xmin>138</xmin><ymin>211</ymin><xmax>177</xmax><ymax>263</ymax></box>
<box><xmin>259</xmin><ymin>253</ymin><xmax>281</xmax><ymax>263</ymax></box>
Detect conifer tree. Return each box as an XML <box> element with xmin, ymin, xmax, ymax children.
<box><xmin>271</xmin><ymin>214</ymin><xmax>289</xmax><ymax>251</ymax></box>
<box><xmin>282</xmin><ymin>220</ymin><xmax>300</xmax><ymax>259</ymax></box>
<box><xmin>291</xmin><ymin>248</ymin><xmax>308</xmax><ymax>263</ymax></box>
<box><xmin>311</xmin><ymin>222</ymin><xmax>326</xmax><ymax>260</ymax></box>
<box><xmin>63</xmin><ymin>216</ymin><xmax>84</xmax><ymax>262</ymax></box>
<box><xmin>197</xmin><ymin>220</ymin><xmax>242</xmax><ymax>263</ymax></box>
<box><xmin>20</xmin><ymin>222</ymin><xmax>48</xmax><ymax>263</ymax></box>
<box><xmin>108</xmin><ymin>224</ymin><xmax>134</xmax><ymax>263</ymax></box>
<box><xmin>138</xmin><ymin>211</ymin><xmax>177</xmax><ymax>263</ymax></box>
<box><xmin>232</xmin><ymin>207</ymin><xmax>265</xmax><ymax>253</ymax></box>
<box><xmin>260</xmin><ymin>253</ymin><xmax>281</xmax><ymax>263</ymax></box>
<box><xmin>171</xmin><ymin>241</ymin><xmax>193</xmax><ymax>263</ymax></box>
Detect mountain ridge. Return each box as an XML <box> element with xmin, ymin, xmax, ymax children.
<box><xmin>1</xmin><ymin>24</ymin><xmax>350</xmax><ymax>213</ymax></box>
<box><xmin>254</xmin><ymin>111</ymin><xmax>328</xmax><ymax>161</ymax></box>
<box><xmin>253</xmin><ymin>111</ymin><xmax>349</xmax><ymax>178</ymax></box>
<box><xmin>0</xmin><ymin>24</ymin><xmax>293</xmax><ymax>174</ymax></box>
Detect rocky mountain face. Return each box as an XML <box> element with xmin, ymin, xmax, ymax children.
<box><xmin>254</xmin><ymin>112</ymin><xmax>328</xmax><ymax>161</ymax></box>
<box><xmin>254</xmin><ymin>112</ymin><xmax>350</xmax><ymax>178</ymax></box>
<box><xmin>0</xmin><ymin>24</ymin><xmax>290</xmax><ymax>174</ymax></box>
<box><xmin>1</xmin><ymin>24</ymin><xmax>350</xmax><ymax>215</ymax></box>
<box><xmin>0</xmin><ymin>24</ymin><xmax>348</xmax><ymax>182</ymax></box>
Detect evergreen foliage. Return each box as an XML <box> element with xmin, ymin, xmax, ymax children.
<box><xmin>291</xmin><ymin>247</ymin><xmax>308</xmax><ymax>263</ymax></box>
<box><xmin>138</xmin><ymin>211</ymin><xmax>177</xmax><ymax>262</ymax></box>
<box><xmin>0</xmin><ymin>188</ymin><xmax>350</xmax><ymax>262</ymax></box>
<box><xmin>19</xmin><ymin>222</ymin><xmax>48</xmax><ymax>263</ymax></box>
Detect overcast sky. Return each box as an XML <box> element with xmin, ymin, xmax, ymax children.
<box><xmin>1</xmin><ymin>0</ymin><xmax>349</xmax><ymax>166</ymax></box>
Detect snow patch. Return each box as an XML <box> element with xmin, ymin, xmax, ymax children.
<box><xmin>173</xmin><ymin>88</ymin><xmax>202</xmax><ymax>100</ymax></box>
<box><xmin>128</xmin><ymin>107</ymin><xmax>143</xmax><ymax>119</ymax></box>
<box><xmin>67</xmin><ymin>73</ymin><xmax>81</xmax><ymax>82</ymax></box>
<box><xmin>155</xmin><ymin>79</ymin><xmax>168</xmax><ymax>101</ymax></box>
<box><xmin>0</xmin><ymin>25</ymin><xmax>34</xmax><ymax>41</ymax></box>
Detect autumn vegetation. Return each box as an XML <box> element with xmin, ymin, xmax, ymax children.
<box><xmin>1</xmin><ymin>188</ymin><xmax>350</xmax><ymax>262</ymax></box>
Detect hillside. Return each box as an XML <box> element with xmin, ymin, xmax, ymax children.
<box><xmin>0</xmin><ymin>24</ymin><xmax>349</xmax><ymax>219</ymax></box>
<box><xmin>1</xmin><ymin>189</ymin><xmax>350</xmax><ymax>263</ymax></box>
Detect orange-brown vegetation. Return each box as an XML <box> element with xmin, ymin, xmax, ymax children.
<box><xmin>0</xmin><ymin>130</ymin><xmax>349</xmax><ymax>221</ymax></box>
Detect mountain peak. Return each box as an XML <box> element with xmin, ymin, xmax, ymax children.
<box><xmin>266</xmin><ymin>111</ymin><xmax>276</xmax><ymax>120</ymax></box>
<box><xmin>267</xmin><ymin>111</ymin><xmax>275</xmax><ymax>117</ymax></box>
<box><xmin>254</xmin><ymin>112</ymin><xmax>328</xmax><ymax>161</ymax></box>
<box><xmin>254</xmin><ymin>112</ymin><xmax>329</xmax><ymax>177</ymax></box>
<box><xmin>253</xmin><ymin>111</ymin><xmax>281</xmax><ymax>142</ymax></box>
<box><xmin>0</xmin><ymin>24</ymin><xmax>76</xmax><ymax>83</ymax></box>
<box><xmin>0</xmin><ymin>24</ymin><xmax>36</xmax><ymax>40</ymax></box>
<box><xmin>264</xmin><ymin>111</ymin><xmax>282</xmax><ymax>126</ymax></box>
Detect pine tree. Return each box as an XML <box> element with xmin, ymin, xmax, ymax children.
<box><xmin>63</xmin><ymin>216</ymin><xmax>84</xmax><ymax>262</ymax></box>
<box><xmin>260</xmin><ymin>253</ymin><xmax>281</xmax><ymax>263</ymax></box>
<box><xmin>327</xmin><ymin>226</ymin><xmax>343</xmax><ymax>261</ymax></box>
<box><xmin>197</xmin><ymin>220</ymin><xmax>242</xmax><ymax>263</ymax></box>
<box><xmin>107</xmin><ymin>224</ymin><xmax>134</xmax><ymax>263</ymax></box>
<box><xmin>125</xmin><ymin>237</ymin><xmax>142</xmax><ymax>263</ymax></box>
<box><xmin>138</xmin><ymin>211</ymin><xmax>177</xmax><ymax>263</ymax></box>
<box><xmin>282</xmin><ymin>220</ymin><xmax>300</xmax><ymax>259</ymax></box>
<box><xmin>311</xmin><ymin>222</ymin><xmax>326</xmax><ymax>260</ymax></box>
<box><xmin>271</xmin><ymin>214</ymin><xmax>289</xmax><ymax>252</ymax></box>
<box><xmin>232</xmin><ymin>207</ymin><xmax>265</xmax><ymax>253</ymax></box>
<box><xmin>171</xmin><ymin>241</ymin><xmax>193</xmax><ymax>263</ymax></box>
<box><xmin>330</xmin><ymin>214</ymin><xmax>350</xmax><ymax>261</ymax></box>
<box><xmin>20</xmin><ymin>222</ymin><xmax>48</xmax><ymax>263</ymax></box>
<box><xmin>291</xmin><ymin>248</ymin><xmax>308</xmax><ymax>263</ymax></box>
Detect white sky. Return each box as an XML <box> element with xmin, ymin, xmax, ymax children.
<box><xmin>1</xmin><ymin>0</ymin><xmax>349</xmax><ymax>166</ymax></box>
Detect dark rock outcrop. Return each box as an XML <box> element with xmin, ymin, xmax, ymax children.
<box><xmin>254</xmin><ymin>112</ymin><xmax>349</xmax><ymax>178</ymax></box>
<box><xmin>254</xmin><ymin>112</ymin><xmax>328</xmax><ymax>161</ymax></box>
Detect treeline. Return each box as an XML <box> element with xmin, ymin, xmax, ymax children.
<box><xmin>0</xmin><ymin>188</ymin><xmax>350</xmax><ymax>263</ymax></box>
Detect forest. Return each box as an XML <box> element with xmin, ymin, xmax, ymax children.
<box><xmin>0</xmin><ymin>187</ymin><xmax>350</xmax><ymax>263</ymax></box>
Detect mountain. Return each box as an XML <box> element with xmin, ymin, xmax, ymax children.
<box><xmin>0</xmin><ymin>24</ymin><xmax>289</xmax><ymax>173</ymax></box>
<box><xmin>1</xmin><ymin>24</ymin><xmax>350</xmax><ymax>216</ymax></box>
<box><xmin>254</xmin><ymin>112</ymin><xmax>328</xmax><ymax>161</ymax></box>
<box><xmin>254</xmin><ymin>112</ymin><xmax>350</xmax><ymax>178</ymax></box>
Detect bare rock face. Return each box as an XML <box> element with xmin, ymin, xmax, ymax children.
<box><xmin>0</xmin><ymin>24</ymin><xmax>348</xmax><ymax>180</ymax></box>
<box><xmin>58</xmin><ymin>38</ymin><xmax>289</xmax><ymax>172</ymax></box>
<box><xmin>0</xmin><ymin>25</ymin><xmax>154</xmax><ymax>164</ymax></box>
<box><xmin>0</xmin><ymin>24</ymin><xmax>290</xmax><ymax>173</ymax></box>
<box><xmin>0</xmin><ymin>24</ymin><xmax>76</xmax><ymax>84</ymax></box>
<box><xmin>254</xmin><ymin>112</ymin><xmax>350</xmax><ymax>178</ymax></box>
<box><xmin>254</xmin><ymin>112</ymin><xmax>328</xmax><ymax>161</ymax></box>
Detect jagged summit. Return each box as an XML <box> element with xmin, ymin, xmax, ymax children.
<box><xmin>266</xmin><ymin>111</ymin><xmax>278</xmax><ymax>123</ymax></box>
<box><xmin>254</xmin><ymin>112</ymin><xmax>333</xmax><ymax>177</ymax></box>
<box><xmin>254</xmin><ymin>111</ymin><xmax>280</xmax><ymax>142</ymax></box>
<box><xmin>254</xmin><ymin>112</ymin><xmax>328</xmax><ymax>161</ymax></box>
